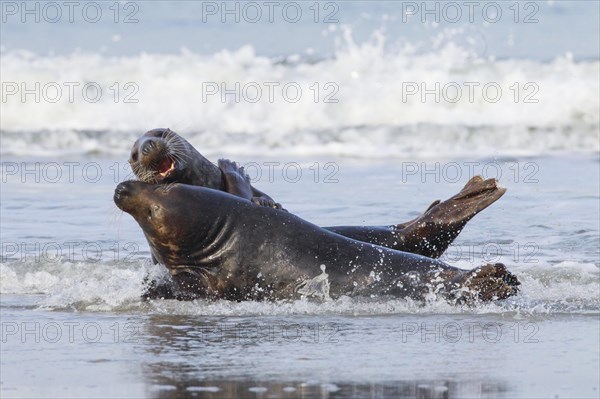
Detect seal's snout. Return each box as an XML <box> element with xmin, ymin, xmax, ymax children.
<box><xmin>114</xmin><ymin>182</ymin><xmax>130</xmax><ymax>209</ymax></box>
<box><xmin>114</xmin><ymin>181</ymin><xmax>129</xmax><ymax>196</ymax></box>
<box><xmin>139</xmin><ymin>137</ymin><xmax>167</xmax><ymax>158</ymax></box>
<box><xmin>114</xmin><ymin>181</ymin><xmax>141</xmax><ymax>211</ymax></box>
<box><xmin>141</xmin><ymin>139</ymin><xmax>157</xmax><ymax>156</ymax></box>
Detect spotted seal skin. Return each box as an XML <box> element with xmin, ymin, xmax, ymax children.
<box><xmin>129</xmin><ymin>129</ymin><xmax>506</xmax><ymax>259</ymax></box>
<box><xmin>114</xmin><ymin>180</ymin><xmax>519</xmax><ymax>303</ymax></box>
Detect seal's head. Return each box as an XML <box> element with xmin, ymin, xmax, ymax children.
<box><xmin>113</xmin><ymin>180</ymin><xmax>200</xmax><ymax>251</ymax></box>
<box><xmin>113</xmin><ymin>180</ymin><xmax>212</xmax><ymax>255</ymax></box>
<box><xmin>129</xmin><ymin>128</ymin><xmax>189</xmax><ymax>184</ymax></box>
<box><xmin>114</xmin><ymin>180</ymin><xmax>220</xmax><ymax>295</ymax></box>
<box><xmin>114</xmin><ymin>180</ymin><xmax>172</xmax><ymax>233</ymax></box>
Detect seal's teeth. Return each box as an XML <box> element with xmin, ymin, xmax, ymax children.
<box><xmin>156</xmin><ymin>157</ymin><xmax>173</xmax><ymax>175</ymax></box>
<box><xmin>158</xmin><ymin>161</ymin><xmax>175</xmax><ymax>177</ymax></box>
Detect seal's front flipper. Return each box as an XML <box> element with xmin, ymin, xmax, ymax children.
<box><xmin>218</xmin><ymin>158</ymin><xmax>254</xmax><ymax>200</ymax></box>
<box><xmin>396</xmin><ymin>176</ymin><xmax>506</xmax><ymax>258</ymax></box>
<box><xmin>252</xmin><ymin>196</ymin><xmax>285</xmax><ymax>210</ymax></box>
<box><xmin>451</xmin><ymin>263</ymin><xmax>520</xmax><ymax>303</ymax></box>
<box><xmin>218</xmin><ymin>158</ymin><xmax>286</xmax><ymax>211</ymax></box>
<box><xmin>141</xmin><ymin>273</ymin><xmax>178</xmax><ymax>300</ymax></box>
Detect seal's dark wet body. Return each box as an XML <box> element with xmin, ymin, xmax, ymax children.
<box><xmin>115</xmin><ymin>181</ymin><xmax>519</xmax><ymax>303</ymax></box>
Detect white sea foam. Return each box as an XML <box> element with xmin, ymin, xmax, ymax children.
<box><xmin>1</xmin><ymin>29</ymin><xmax>598</xmax><ymax>158</ymax></box>
<box><xmin>1</xmin><ymin>258</ymin><xmax>597</xmax><ymax>315</ymax></box>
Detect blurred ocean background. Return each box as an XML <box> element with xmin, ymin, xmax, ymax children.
<box><xmin>1</xmin><ymin>0</ymin><xmax>599</xmax><ymax>157</ymax></box>
<box><xmin>1</xmin><ymin>1</ymin><xmax>599</xmax><ymax>398</ymax></box>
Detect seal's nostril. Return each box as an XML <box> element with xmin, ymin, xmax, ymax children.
<box><xmin>141</xmin><ymin>140</ymin><xmax>155</xmax><ymax>156</ymax></box>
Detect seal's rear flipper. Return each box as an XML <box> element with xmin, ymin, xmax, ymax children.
<box><xmin>397</xmin><ymin>176</ymin><xmax>507</xmax><ymax>258</ymax></box>
<box><xmin>452</xmin><ymin>263</ymin><xmax>520</xmax><ymax>304</ymax></box>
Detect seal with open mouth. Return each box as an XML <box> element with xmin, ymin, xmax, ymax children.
<box><xmin>129</xmin><ymin>128</ymin><xmax>282</xmax><ymax>209</ymax></box>
<box><xmin>129</xmin><ymin>129</ymin><xmax>507</xmax><ymax>259</ymax></box>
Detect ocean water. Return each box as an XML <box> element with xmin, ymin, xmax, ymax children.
<box><xmin>1</xmin><ymin>155</ymin><xmax>599</xmax><ymax>398</ymax></box>
<box><xmin>1</xmin><ymin>1</ymin><xmax>599</xmax><ymax>398</ymax></box>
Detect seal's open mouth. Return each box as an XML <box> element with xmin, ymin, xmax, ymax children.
<box><xmin>157</xmin><ymin>157</ymin><xmax>175</xmax><ymax>177</ymax></box>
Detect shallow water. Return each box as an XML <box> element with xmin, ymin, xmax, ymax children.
<box><xmin>1</xmin><ymin>154</ymin><xmax>599</xmax><ymax>398</ymax></box>
<box><xmin>2</xmin><ymin>297</ymin><xmax>598</xmax><ymax>399</ymax></box>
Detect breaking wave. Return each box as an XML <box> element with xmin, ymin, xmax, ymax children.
<box><xmin>1</xmin><ymin>29</ymin><xmax>598</xmax><ymax>158</ymax></box>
